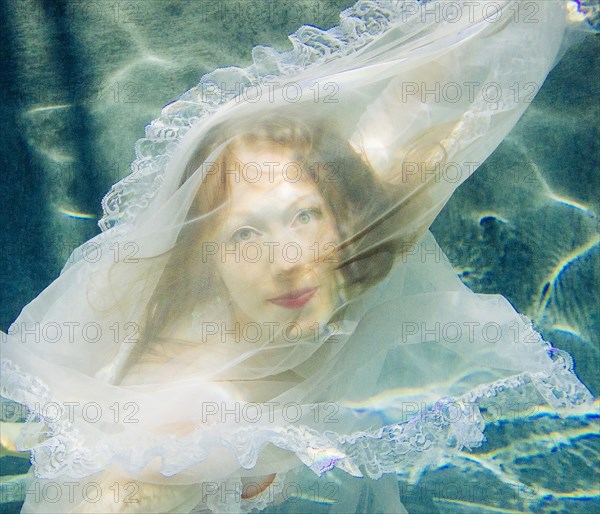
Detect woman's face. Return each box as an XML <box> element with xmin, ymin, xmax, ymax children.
<box><xmin>211</xmin><ymin>145</ymin><xmax>342</xmax><ymax>339</ymax></box>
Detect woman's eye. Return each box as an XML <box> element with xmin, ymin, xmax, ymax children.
<box><xmin>230</xmin><ymin>227</ymin><xmax>260</xmax><ymax>243</ymax></box>
<box><xmin>294</xmin><ymin>208</ymin><xmax>322</xmax><ymax>226</ymax></box>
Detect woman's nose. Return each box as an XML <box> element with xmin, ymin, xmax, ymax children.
<box><xmin>268</xmin><ymin>231</ymin><xmax>312</xmax><ymax>277</ymax></box>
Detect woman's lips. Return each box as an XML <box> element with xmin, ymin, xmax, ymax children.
<box><xmin>269</xmin><ymin>287</ymin><xmax>318</xmax><ymax>309</ymax></box>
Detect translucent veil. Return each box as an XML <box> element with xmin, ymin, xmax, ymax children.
<box><xmin>1</xmin><ymin>1</ymin><xmax>595</xmax><ymax>513</ymax></box>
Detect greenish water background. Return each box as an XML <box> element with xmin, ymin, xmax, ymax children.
<box><xmin>0</xmin><ymin>1</ymin><xmax>598</xmax><ymax>512</ymax></box>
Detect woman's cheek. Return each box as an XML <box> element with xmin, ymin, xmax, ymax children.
<box><xmin>226</xmin><ymin>260</ymin><xmax>264</xmax><ymax>306</ymax></box>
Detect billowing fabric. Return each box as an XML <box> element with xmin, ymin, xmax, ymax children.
<box><xmin>1</xmin><ymin>1</ymin><xmax>595</xmax><ymax>513</ymax></box>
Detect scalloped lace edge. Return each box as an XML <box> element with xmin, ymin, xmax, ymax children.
<box><xmin>98</xmin><ymin>0</ymin><xmax>432</xmax><ymax>232</ymax></box>
<box><xmin>1</xmin><ymin>346</ymin><xmax>592</xmax><ymax>486</ymax></box>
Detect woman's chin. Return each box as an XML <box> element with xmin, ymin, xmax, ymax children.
<box><xmin>235</xmin><ymin>295</ymin><xmax>337</xmax><ymax>342</ymax></box>
<box><xmin>276</xmin><ymin>308</ymin><xmax>337</xmax><ymax>340</ymax></box>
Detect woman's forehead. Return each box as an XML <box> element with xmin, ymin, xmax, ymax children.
<box><xmin>231</xmin><ymin>144</ymin><xmax>296</xmax><ymax>172</ymax></box>
<box><xmin>225</xmin><ymin>144</ymin><xmax>314</xmax><ymax>189</ymax></box>
<box><xmin>227</xmin><ymin>169</ymin><xmax>319</xmax><ymax>203</ymax></box>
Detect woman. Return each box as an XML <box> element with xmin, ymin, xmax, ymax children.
<box><xmin>1</xmin><ymin>1</ymin><xmax>595</xmax><ymax>512</ymax></box>
<box><xmin>114</xmin><ymin>114</ymin><xmax>410</xmax><ymax>387</ymax></box>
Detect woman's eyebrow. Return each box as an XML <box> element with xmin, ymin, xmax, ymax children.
<box><xmin>285</xmin><ymin>193</ymin><xmax>322</xmax><ymax>213</ymax></box>
<box><xmin>226</xmin><ymin>193</ymin><xmax>322</xmax><ymax>227</ymax></box>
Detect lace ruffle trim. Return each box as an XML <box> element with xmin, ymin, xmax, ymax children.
<box><xmin>99</xmin><ymin>0</ymin><xmax>597</xmax><ymax>235</ymax></box>
<box><xmin>98</xmin><ymin>0</ymin><xmax>433</xmax><ymax>232</ymax></box>
<box><xmin>1</xmin><ymin>351</ymin><xmax>592</xmax><ymax>484</ymax></box>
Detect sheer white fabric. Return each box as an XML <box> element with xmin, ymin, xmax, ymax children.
<box><xmin>1</xmin><ymin>1</ymin><xmax>594</xmax><ymax>513</ymax></box>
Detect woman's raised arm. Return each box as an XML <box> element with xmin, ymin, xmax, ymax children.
<box><xmin>350</xmin><ymin>0</ymin><xmax>569</xmax><ymax>192</ymax></box>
